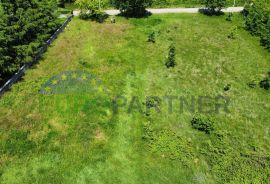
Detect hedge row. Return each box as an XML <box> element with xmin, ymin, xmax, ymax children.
<box><xmin>0</xmin><ymin>0</ymin><xmax>60</xmax><ymax>84</ymax></box>
<box><xmin>242</xmin><ymin>1</ymin><xmax>270</xmax><ymax>51</ymax></box>
<box><xmin>71</xmin><ymin>0</ymin><xmax>247</xmax><ymax>8</ymax></box>
<box><xmin>151</xmin><ymin>0</ymin><xmax>246</xmax><ymax>7</ymax></box>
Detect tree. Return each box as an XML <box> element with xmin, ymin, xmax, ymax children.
<box><xmin>75</xmin><ymin>0</ymin><xmax>107</xmax><ymax>22</ymax></box>
<box><xmin>201</xmin><ymin>0</ymin><xmax>226</xmax><ymax>15</ymax></box>
<box><xmin>0</xmin><ymin>0</ymin><xmax>59</xmax><ymax>82</ymax></box>
<box><xmin>165</xmin><ymin>44</ymin><xmax>176</xmax><ymax>68</ymax></box>
<box><xmin>75</xmin><ymin>0</ymin><xmax>101</xmax><ymax>13</ymax></box>
<box><xmin>111</xmin><ymin>0</ymin><xmax>153</xmax><ymax>17</ymax></box>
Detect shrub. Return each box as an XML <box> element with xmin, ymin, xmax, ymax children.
<box><xmin>145</xmin><ymin>97</ymin><xmax>161</xmax><ymax>109</ymax></box>
<box><xmin>165</xmin><ymin>44</ymin><xmax>176</xmax><ymax>68</ymax></box>
<box><xmin>148</xmin><ymin>32</ymin><xmax>156</xmax><ymax>43</ymax></box>
<box><xmin>242</xmin><ymin>1</ymin><xmax>270</xmax><ymax>51</ymax></box>
<box><xmin>226</xmin><ymin>12</ymin><xmax>233</xmax><ymax>21</ymax></box>
<box><xmin>111</xmin><ymin>0</ymin><xmax>153</xmax><ymax>17</ymax></box>
<box><xmin>258</xmin><ymin>72</ymin><xmax>270</xmax><ymax>90</ymax></box>
<box><xmin>228</xmin><ymin>26</ymin><xmax>238</xmax><ymax>39</ymax></box>
<box><xmin>201</xmin><ymin>0</ymin><xmax>226</xmax><ymax>15</ymax></box>
<box><xmin>191</xmin><ymin>115</ymin><xmax>214</xmax><ymax>134</ymax></box>
<box><xmin>92</xmin><ymin>10</ymin><xmax>109</xmax><ymax>23</ymax></box>
<box><xmin>259</xmin><ymin>78</ymin><xmax>270</xmax><ymax>90</ymax></box>
<box><xmin>76</xmin><ymin>0</ymin><xmax>107</xmax><ymax>22</ymax></box>
<box><xmin>224</xmin><ymin>84</ymin><xmax>231</xmax><ymax>91</ymax></box>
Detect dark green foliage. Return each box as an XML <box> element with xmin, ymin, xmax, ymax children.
<box><xmin>145</xmin><ymin>97</ymin><xmax>160</xmax><ymax>108</ymax></box>
<box><xmin>191</xmin><ymin>115</ymin><xmax>214</xmax><ymax>134</ymax></box>
<box><xmin>165</xmin><ymin>43</ymin><xmax>176</xmax><ymax>68</ymax></box>
<box><xmin>258</xmin><ymin>72</ymin><xmax>270</xmax><ymax>90</ymax></box>
<box><xmin>0</xmin><ymin>0</ymin><xmax>59</xmax><ymax>83</ymax></box>
<box><xmin>201</xmin><ymin>0</ymin><xmax>226</xmax><ymax>15</ymax></box>
<box><xmin>224</xmin><ymin>84</ymin><xmax>231</xmax><ymax>91</ymax></box>
<box><xmin>147</xmin><ymin>32</ymin><xmax>156</xmax><ymax>43</ymax></box>
<box><xmin>259</xmin><ymin>78</ymin><xmax>270</xmax><ymax>90</ymax></box>
<box><xmin>111</xmin><ymin>0</ymin><xmax>153</xmax><ymax>17</ymax></box>
<box><xmin>76</xmin><ymin>0</ymin><xmax>108</xmax><ymax>22</ymax></box>
<box><xmin>92</xmin><ymin>10</ymin><xmax>109</xmax><ymax>23</ymax></box>
<box><xmin>226</xmin><ymin>12</ymin><xmax>233</xmax><ymax>21</ymax></box>
<box><xmin>228</xmin><ymin>26</ymin><xmax>237</xmax><ymax>39</ymax></box>
<box><xmin>151</xmin><ymin>0</ymin><xmax>244</xmax><ymax>7</ymax></box>
<box><xmin>79</xmin><ymin>10</ymin><xmax>108</xmax><ymax>22</ymax></box>
<box><xmin>242</xmin><ymin>1</ymin><xmax>270</xmax><ymax>51</ymax></box>
<box><xmin>143</xmin><ymin>97</ymin><xmax>161</xmax><ymax>116</ymax></box>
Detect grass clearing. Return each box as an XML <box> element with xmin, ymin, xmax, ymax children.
<box><xmin>0</xmin><ymin>13</ymin><xmax>270</xmax><ymax>183</ymax></box>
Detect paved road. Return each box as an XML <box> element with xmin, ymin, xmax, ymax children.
<box><xmin>73</xmin><ymin>7</ymin><xmax>244</xmax><ymax>16</ymax></box>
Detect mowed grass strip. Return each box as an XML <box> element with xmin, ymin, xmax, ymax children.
<box><xmin>0</xmin><ymin>14</ymin><xmax>270</xmax><ymax>183</ymax></box>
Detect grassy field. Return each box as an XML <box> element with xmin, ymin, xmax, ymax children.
<box><xmin>0</xmin><ymin>13</ymin><xmax>270</xmax><ymax>183</ymax></box>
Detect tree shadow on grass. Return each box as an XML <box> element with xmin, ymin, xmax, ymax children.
<box><xmin>199</xmin><ymin>8</ymin><xmax>225</xmax><ymax>16</ymax></box>
<box><xmin>118</xmin><ymin>9</ymin><xmax>152</xmax><ymax>18</ymax></box>
<box><xmin>79</xmin><ymin>12</ymin><xmax>109</xmax><ymax>23</ymax></box>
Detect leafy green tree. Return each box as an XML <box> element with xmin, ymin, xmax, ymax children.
<box><xmin>75</xmin><ymin>0</ymin><xmax>108</xmax><ymax>22</ymax></box>
<box><xmin>0</xmin><ymin>0</ymin><xmax>59</xmax><ymax>81</ymax></box>
<box><xmin>201</xmin><ymin>0</ymin><xmax>226</xmax><ymax>15</ymax></box>
<box><xmin>111</xmin><ymin>0</ymin><xmax>153</xmax><ymax>17</ymax></box>
<box><xmin>75</xmin><ymin>0</ymin><xmax>102</xmax><ymax>13</ymax></box>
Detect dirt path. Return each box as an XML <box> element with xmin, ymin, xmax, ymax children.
<box><xmin>73</xmin><ymin>7</ymin><xmax>244</xmax><ymax>16</ymax></box>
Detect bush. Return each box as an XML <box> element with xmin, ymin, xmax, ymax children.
<box><xmin>165</xmin><ymin>44</ymin><xmax>176</xmax><ymax>68</ymax></box>
<box><xmin>145</xmin><ymin>97</ymin><xmax>161</xmax><ymax>109</ymax></box>
<box><xmin>111</xmin><ymin>0</ymin><xmax>153</xmax><ymax>17</ymax></box>
<box><xmin>76</xmin><ymin>0</ymin><xmax>108</xmax><ymax>22</ymax></box>
<box><xmin>92</xmin><ymin>10</ymin><xmax>109</xmax><ymax>23</ymax></box>
<box><xmin>259</xmin><ymin>78</ymin><xmax>270</xmax><ymax>90</ymax></box>
<box><xmin>201</xmin><ymin>0</ymin><xmax>226</xmax><ymax>15</ymax></box>
<box><xmin>224</xmin><ymin>84</ymin><xmax>231</xmax><ymax>91</ymax></box>
<box><xmin>226</xmin><ymin>12</ymin><xmax>233</xmax><ymax>21</ymax></box>
<box><xmin>148</xmin><ymin>32</ymin><xmax>156</xmax><ymax>43</ymax></box>
<box><xmin>228</xmin><ymin>26</ymin><xmax>238</xmax><ymax>39</ymax></box>
<box><xmin>242</xmin><ymin>1</ymin><xmax>270</xmax><ymax>51</ymax></box>
<box><xmin>258</xmin><ymin>72</ymin><xmax>270</xmax><ymax>90</ymax></box>
<box><xmin>191</xmin><ymin>115</ymin><xmax>214</xmax><ymax>134</ymax></box>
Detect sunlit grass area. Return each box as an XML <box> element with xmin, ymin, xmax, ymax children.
<box><xmin>0</xmin><ymin>14</ymin><xmax>270</xmax><ymax>183</ymax></box>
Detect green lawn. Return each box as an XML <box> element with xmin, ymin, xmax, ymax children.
<box><xmin>0</xmin><ymin>14</ymin><xmax>270</xmax><ymax>183</ymax></box>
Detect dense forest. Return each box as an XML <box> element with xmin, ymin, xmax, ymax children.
<box><xmin>0</xmin><ymin>0</ymin><xmax>60</xmax><ymax>84</ymax></box>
